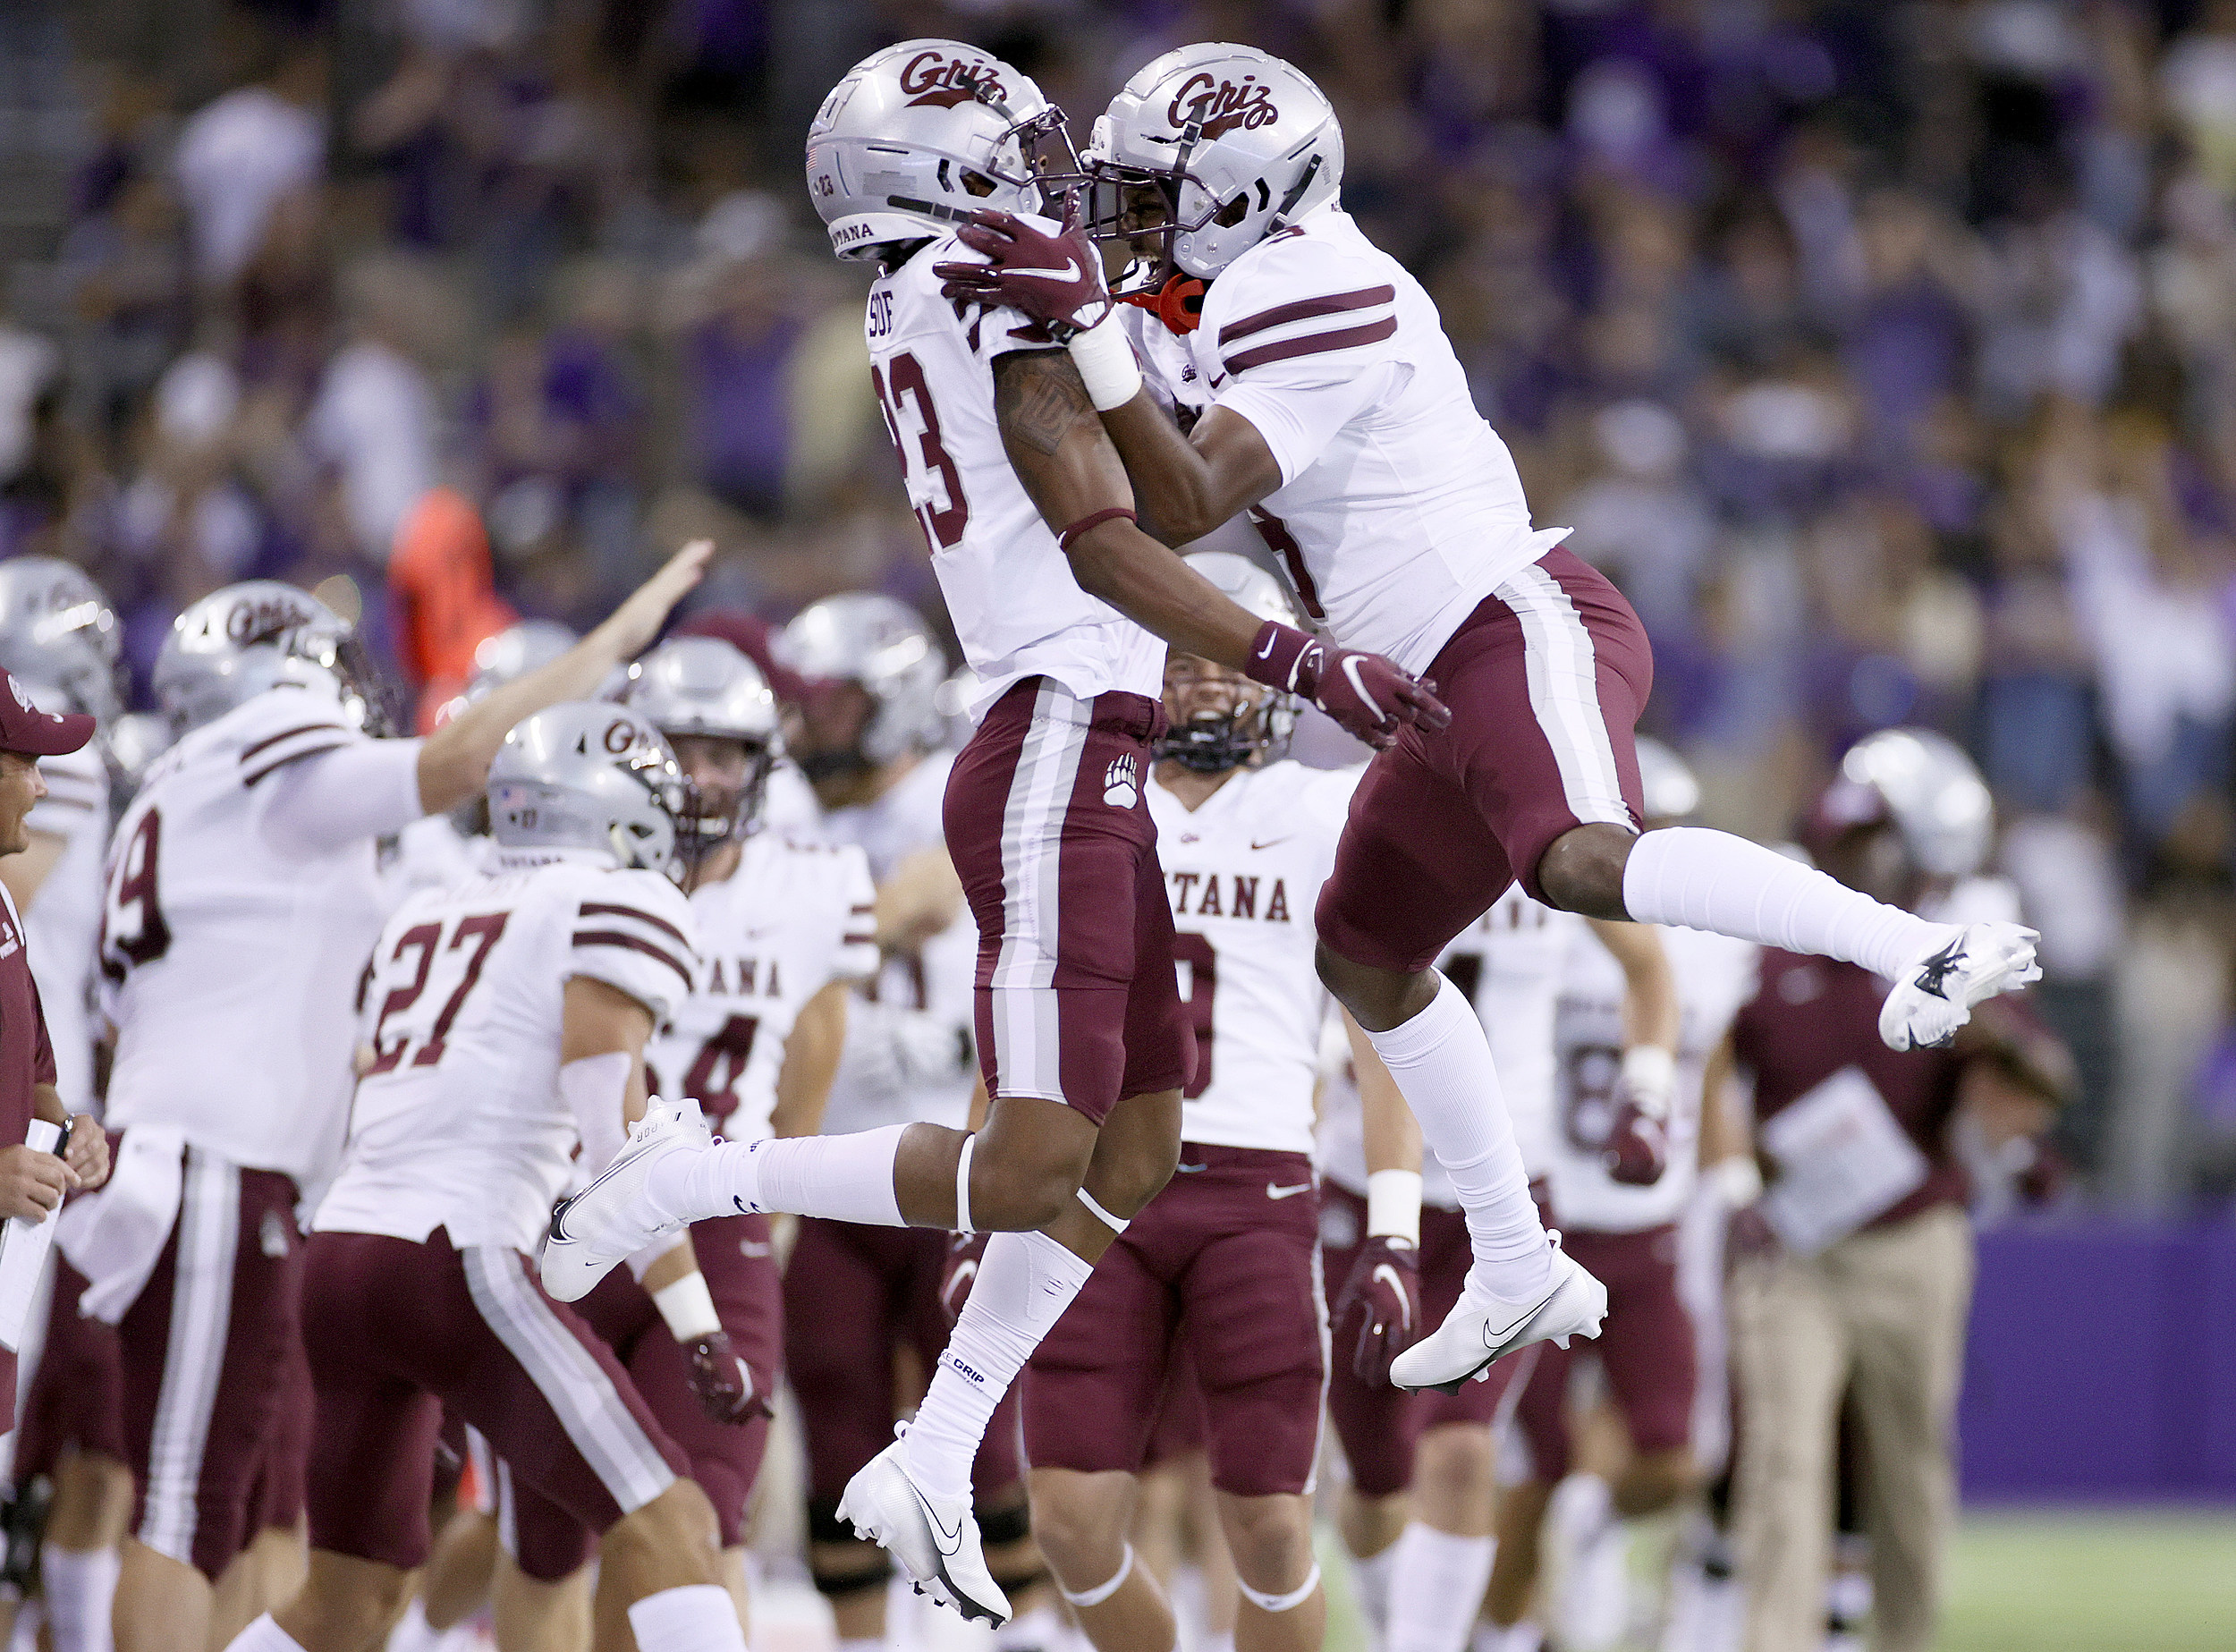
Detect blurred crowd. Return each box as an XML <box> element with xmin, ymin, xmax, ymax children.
<box><xmin>5</xmin><ymin>0</ymin><xmax>2236</xmax><ymax>1210</ymax></box>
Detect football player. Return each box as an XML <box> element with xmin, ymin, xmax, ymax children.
<box><xmin>0</xmin><ymin>561</ymin><xmax>127</xmax><ymax>1652</ymax></box>
<box><xmin>772</xmin><ymin>594</ymin><xmax>1058</xmax><ymax>1649</ymax></box>
<box><xmin>218</xmin><ymin>702</ymin><xmax>745</xmax><ymax>1652</ymax></box>
<box><xmin>540</xmin><ymin>39</ymin><xmax>1441</xmax><ymax>1625</ymax></box>
<box><xmin>1320</xmin><ymin>883</ymin><xmax>1675</xmax><ymax>1652</ymax></box>
<box><xmin>944</xmin><ymin>41</ymin><xmax>2041</xmax><ymax>1394</ymax></box>
<box><xmin>1018</xmin><ymin>551</ymin><xmax>1368</xmax><ymax>1652</ymax></box>
<box><xmin>80</xmin><ymin>546</ymin><xmax>706</xmax><ymax>1652</ymax></box>
<box><xmin>1481</xmin><ymin>741</ymin><xmax>1755</xmax><ymax>1652</ymax></box>
<box><xmin>495</xmin><ymin>636</ymin><xmax>877</xmax><ymax>1643</ymax></box>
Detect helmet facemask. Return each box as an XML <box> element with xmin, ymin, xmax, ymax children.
<box><xmin>666</xmin><ymin>732</ymin><xmax>776</xmax><ymax>869</ymax></box>
<box><xmin>1154</xmin><ymin>657</ymin><xmax>1293</xmax><ymax>774</ymax></box>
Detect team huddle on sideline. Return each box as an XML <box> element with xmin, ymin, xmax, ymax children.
<box><xmin>0</xmin><ymin>31</ymin><xmax>2052</xmax><ymax>1652</ymax></box>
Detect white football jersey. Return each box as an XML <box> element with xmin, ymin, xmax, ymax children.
<box><xmin>817</xmin><ymin>751</ymin><xmax>978</xmax><ymax>1134</ymax></box>
<box><xmin>1546</xmin><ymin>926</ymin><xmax>1758</xmax><ymax>1233</ymax></box>
<box><xmin>1149</xmin><ymin>760</ymin><xmax>1358</xmax><ymax>1156</ymax></box>
<box><xmin>868</xmin><ymin>228</ymin><xmax>1163</xmax><ymax>716</ymax></box>
<box><xmin>100</xmin><ymin>690</ymin><xmax>397</xmax><ymax>1182</ymax></box>
<box><xmin>1319</xmin><ymin>884</ymin><xmax>1580</xmax><ymax>1205</ymax></box>
<box><xmin>315</xmin><ymin>850</ymin><xmax>699</xmax><ymax>1254</ymax></box>
<box><xmin>1133</xmin><ymin>204</ymin><xmax>1561</xmax><ymax>675</ymax></box>
<box><xmin>23</xmin><ymin>741</ymin><xmax>107</xmax><ymax>1114</ymax></box>
<box><xmin>646</xmin><ymin>834</ymin><xmax>877</xmax><ymax>1145</ymax></box>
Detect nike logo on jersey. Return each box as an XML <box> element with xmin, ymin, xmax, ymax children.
<box><xmin>1012</xmin><ymin>258</ymin><xmax>1081</xmax><ymax>283</ymax></box>
<box><xmin>1249</xmin><ymin>836</ymin><xmax>1293</xmax><ymax>851</ymax></box>
<box><xmin>1266</xmin><ymin>1181</ymin><xmax>1312</xmax><ymax>1200</ymax></box>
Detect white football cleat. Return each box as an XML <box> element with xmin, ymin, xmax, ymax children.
<box><xmin>838</xmin><ymin>1435</ymin><xmax>1012</xmax><ymax>1626</ymax></box>
<box><xmin>1390</xmin><ymin>1241</ymin><xmax>1607</xmax><ymax>1395</ymax></box>
<box><xmin>540</xmin><ymin>1097</ymin><xmax>709</xmax><ymax>1302</ymax></box>
<box><xmin>1878</xmin><ymin>921</ymin><xmax>2040</xmax><ymax>1052</ymax></box>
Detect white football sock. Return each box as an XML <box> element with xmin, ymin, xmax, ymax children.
<box><xmin>1621</xmin><ymin>827</ymin><xmax>1945</xmax><ymax>977</ymax></box>
<box><xmin>221</xmin><ymin>1617</ymin><xmax>308</xmax><ymax>1652</ymax></box>
<box><xmin>995</xmin><ymin>1604</ymin><xmax>1064</xmax><ymax>1651</ymax></box>
<box><xmin>625</xmin><ymin>1584</ymin><xmax>746</xmax><ymax>1652</ymax></box>
<box><xmin>1471</xmin><ymin>1622</ymin><xmax>1541</xmax><ymax>1652</ymax></box>
<box><xmin>836</xmin><ymin>1640</ymin><xmax>885</xmax><ymax>1652</ymax></box>
<box><xmin>43</xmin><ymin>1546</ymin><xmax>120</xmax><ymax>1652</ymax></box>
<box><xmin>1365</xmin><ymin>975</ymin><xmax>1551</xmax><ymax>1300</ymax></box>
<box><xmin>1387</xmin><ymin>1524</ymin><xmax>1495</xmax><ymax>1652</ymax></box>
<box><xmin>652</xmin><ymin>1124</ymin><xmax>908</xmax><ymax>1227</ymax></box>
<box><xmin>1348</xmin><ymin>1542</ymin><xmax>1397</xmax><ymax>1635</ymax></box>
<box><xmin>905</xmin><ymin>1230</ymin><xmax>1094</xmax><ymax>1500</ymax></box>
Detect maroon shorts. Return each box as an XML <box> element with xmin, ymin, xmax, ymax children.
<box><xmin>116</xmin><ymin>1147</ymin><xmax>306</xmax><ymax>1580</ymax></box>
<box><xmin>1142</xmin><ymin>1345</ymin><xmax>1207</xmax><ymax>1468</ymax></box>
<box><xmin>1321</xmin><ymin>1190</ymin><xmax>1529</xmax><ymax>1499</ymax></box>
<box><xmin>300</xmin><ymin>1229</ymin><xmax>687</xmax><ymax>1573</ymax></box>
<box><xmin>248</xmin><ymin>1333</ymin><xmax>313</xmax><ymax>1532</ymax></box>
<box><xmin>783</xmin><ymin>1218</ymin><xmax>1024</xmax><ymax>1509</ymax></box>
<box><xmin>1513</xmin><ymin>1223</ymin><xmax>1695</xmax><ymax>1483</ymax></box>
<box><xmin>1317</xmin><ymin>547</ymin><xmax>1652</xmax><ymax>973</ymax></box>
<box><xmin>14</xmin><ymin>1257</ymin><xmax>127</xmax><ymax>1479</ymax></box>
<box><xmin>1023</xmin><ymin>1145</ymin><xmax>1325</xmax><ymax>1498</ymax></box>
<box><xmin>946</xmin><ymin>678</ymin><xmax>1192</xmax><ymax>1123</ymax></box>
<box><xmin>500</xmin><ymin>1211</ymin><xmax>783</xmax><ymax>1574</ymax></box>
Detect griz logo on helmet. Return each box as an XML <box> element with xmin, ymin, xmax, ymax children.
<box><xmin>900</xmin><ymin>49</ymin><xmax>1008</xmax><ymax>110</ymax></box>
<box><xmin>603</xmin><ymin>718</ymin><xmax>638</xmax><ymax>755</ymax></box>
<box><xmin>224</xmin><ymin>595</ymin><xmax>319</xmax><ymax>646</ymax></box>
<box><xmin>1166</xmin><ymin>72</ymin><xmax>1280</xmax><ymax>137</ymax></box>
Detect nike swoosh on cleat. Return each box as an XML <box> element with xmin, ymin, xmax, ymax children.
<box><xmin>1266</xmin><ymin>1182</ymin><xmax>1312</xmax><ymax>1199</ymax></box>
<box><xmin>1910</xmin><ymin>938</ymin><xmax>1967</xmax><ymax>1001</ymax></box>
<box><xmin>908</xmin><ymin>1480</ymin><xmax>965</xmax><ymax>1553</ymax></box>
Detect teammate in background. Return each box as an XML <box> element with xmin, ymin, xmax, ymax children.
<box><xmin>1481</xmin><ymin>741</ymin><xmax>1755</xmax><ymax>1652</ymax></box>
<box><xmin>946</xmin><ymin>40</ymin><xmax>2040</xmax><ymax>1395</ymax></box>
<box><xmin>1721</xmin><ymin>733</ymin><xmax>2068</xmax><ymax>1652</ymax></box>
<box><xmin>498</xmin><ymin>637</ymin><xmax>877</xmax><ymax>1648</ymax></box>
<box><xmin>80</xmin><ymin>546</ymin><xmax>707</xmax><ymax>1652</ymax></box>
<box><xmin>219</xmin><ymin>703</ymin><xmax>745</xmax><ymax>1652</ymax></box>
<box><xmin>773</xmin><ymin>595</ymin><xmax>1060</xmax><ymax>1652</ymax></box>
<box><xmin>543</xmin><ymin>40</ymin><xmax>1442</xmax><ymax>1625</ymax></box>
<box><xmin>1020</xmin><ymin>550</ymin><xmax>1361</xmax><ymax>1652</ymax></box>
<box><xmin>0</xmin><ymin>561</ymin><xmax>128</xmax><ymax>1652</ymax></box>
<box><xmin>1320</xmin><ymin>879</ymin><xmax>1674</xmax><ymax>1652</ymax></box>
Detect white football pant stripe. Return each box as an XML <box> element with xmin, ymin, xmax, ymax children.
<box><xmin>987</xmin><ymin>683</ymin><xmax>1092</xmax><ymax>1102</ymax></box>
<box><xmin>139</xmin><ymin>1148</ymin><xmax>240</xmax><ymax>1563</ymax></box>
<box><xmin>1495</xmin><ymin>564</ymin><xmax>1631</xmax><ymax>831</ymax></box>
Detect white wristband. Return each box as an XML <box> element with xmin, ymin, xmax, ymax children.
<box><xmin>1621</xmin><ymin>1044</ymin><xmax>1677</xmax><ymax>1112</ymax></box>
<box><xmin>652</xmin><ymin>1272</ymin><xmax>723</xmax><ymax>1342</ymax></box>
<box><xmin>1366</xmin><ymin>1169</ymin><xmax>1422</xmax><ymax>1248</ymax></box>
<box><xmin>1705</xmin><ymin>1156</ymin><xmax>1763</xmax><ymax>1210</ymax></box>
<box><xmin>1067</xmin><ymin>317</ymin><xmax>1143</xmax><ymax>411</ymax></box>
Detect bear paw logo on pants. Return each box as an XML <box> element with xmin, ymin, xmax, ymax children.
<box><xmin>1103</xmin><ymin>753</ymin><xmax>1139</xmax><ymax>809</ymax></box>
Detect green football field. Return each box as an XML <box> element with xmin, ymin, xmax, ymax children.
<box><xmin>1940</xmin><ymin>1511</ymin><xmax>2236</xmax><ymax>1652</ymax></box>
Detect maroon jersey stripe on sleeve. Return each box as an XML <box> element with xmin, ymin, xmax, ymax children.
<box><xmin>577</xmin><ymin>901</ymin><xmax>692</xmax><ymax>950</ymax></box>
<box><xmin>1223</xmin><ymin>316</ymin><xmax>1399</xmax><ymax>377</ymax></box>
<box><xmin>241</xmin><ymin>740</ymin><xmax>351</xmax><ymax>787</ymax></box>
<box><xmin>571</xmin><ymin>929</ymin><xmax>695</xmax><ymax>993</ymax></box>
<box><xmin>1217</xmin><ymin>284</ymin><xmax>1394</xmax><ymax>347</ymax></box>
<box><xmin>237</xmin><ymin>722</ymin><xmax>351</xmax><ymax>762</ymax></box>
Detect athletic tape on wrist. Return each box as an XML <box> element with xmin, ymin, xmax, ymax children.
<box><xmin>1058</xmin><ymin>506</ymin><xmax>1136</xmax><ymax>552</ymax></box>
<box><xmin>1076</xmin><ymin>1186</ymin><xmax>1129</xmax><ymax>1235</ymax></box>
<box><xmin>651</xmin><ymin>1271</ymin><xmax>723</xmax><ymax>1342</ymax></box>
<box><xmin>953</xmin><ymin>1135</ymin><xmax>977</xmax><ymax>1236</ymax></box>
<box><xmin>1237</xmin><ymin>1562</ymin><xmax>1321</xmax><ymax>1614</ymax></box>
<box><xmin>1056</xmin><ymin>1543</ymin><xmax>1134</xmax><ymax>1608</ymax></box>
<box><xmin>1366</xmin><ymin>1169</ymin><xmax>1423</xmax><ymax>1247</ymax></box>
<box><xmin>1067</xmin><ymin>317</ymin><xmax>1143</xmax><ymax>411</ymax></box>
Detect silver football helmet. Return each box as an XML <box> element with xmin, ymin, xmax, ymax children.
<box><xmin>154</xmin><ymin>580</ymin><xmax>392</xmax><ymax>738</ymax></box>
<box><xmin>1155</xmin><ymin>551</ymin><xmax>1298</xmax><ymax>774</ymax></box>
<box><xmin>806</xmin><ymin>38</ymin><xmax>1069</xmax><ymax>260</ymax></box>
<box><xmin>1086</xmin><ymin>43</ymin><xmax>1344</xmax><ymax>283</ymax></box>
<box><xmin>1635</xmin><ymin>737</ymin><xmax>1701</xmax><ymax>826</ymax></box>
<box><xmin>0</xmin><ymin>558</ymin><xmax>123</xmax><ymax>724</ymax></box>
<box><xmin>1836</xmin><ymin>727</ymin><xmax>1995</xmax><ymax>880</ymax></box>
<box><xmin>775</xmin><ymin>594</ymin><xmax>946</xmax><ymax>778</ymax></box>
<box><xmin>619</xmin><ymin>637</ymin><xmax>782</xmax><ymax>851</ymax></box>
<box><xmin>487</xmin><ymin>702</ymin><xmax>689</xmax><ymax>877</ymax></box>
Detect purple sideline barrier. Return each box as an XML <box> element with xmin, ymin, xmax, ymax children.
<box><xmin>1957</xmin><ymin>1223</ymin><xmax>2236</xmax><ymax>1500</ymax></box>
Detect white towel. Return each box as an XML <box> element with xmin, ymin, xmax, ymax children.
<box><xmin>55</xmin><ymin>1126</ymin><xmax>186</xmax><ymax>1325</ymax></box>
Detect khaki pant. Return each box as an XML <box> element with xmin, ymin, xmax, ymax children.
<box><xmin>1728</xmin><ymin>1203</ymin><xmax>1974</xmax><ymax>1652</ymax></box>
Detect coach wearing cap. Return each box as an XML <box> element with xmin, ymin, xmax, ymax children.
<box><xmin>0</xmin><ymin>669</ymin><xmax>109</xmax><ymax>1425</ymax></box>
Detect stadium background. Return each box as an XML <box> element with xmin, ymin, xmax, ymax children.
<box><xmin>0</xmin><ymin>0</ymin><xmax>2231</xmax><ymax>1645</ymax></box>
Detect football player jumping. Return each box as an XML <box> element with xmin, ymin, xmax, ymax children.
<box><xmin>943</xmin><ymin>42</ymin><xmax>2040</xmax><ymax>1396</ymax></box>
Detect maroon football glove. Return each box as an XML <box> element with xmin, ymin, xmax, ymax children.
<box><xmin>1601</xmin><ymin>1101</ymin><xmax>1670</xmax><ymax>1186</ymax></box>
<box><xmin>939</xmin><ymin>1231</ymin><xmax>989</xmax><ymax>1326</ymax></box>
<box><xmin>934</xmin><ymin>194</ymin><xmax>1113</xmax><ymax>341</ymax></box>
<box><xmin>1332</xmin><ymin>1235</ymin><xmax>1422</xmax><ymax>1385</ymax></box>
<box><xmin>1244</xmin><ymin>621</ymin><xmax>1451</xmax><ymax>750</ymax></box>
<box><xmin>684</xmin><ymin>1331</ymin><xmax>770</xmax><ymax>1426</ymax></box>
